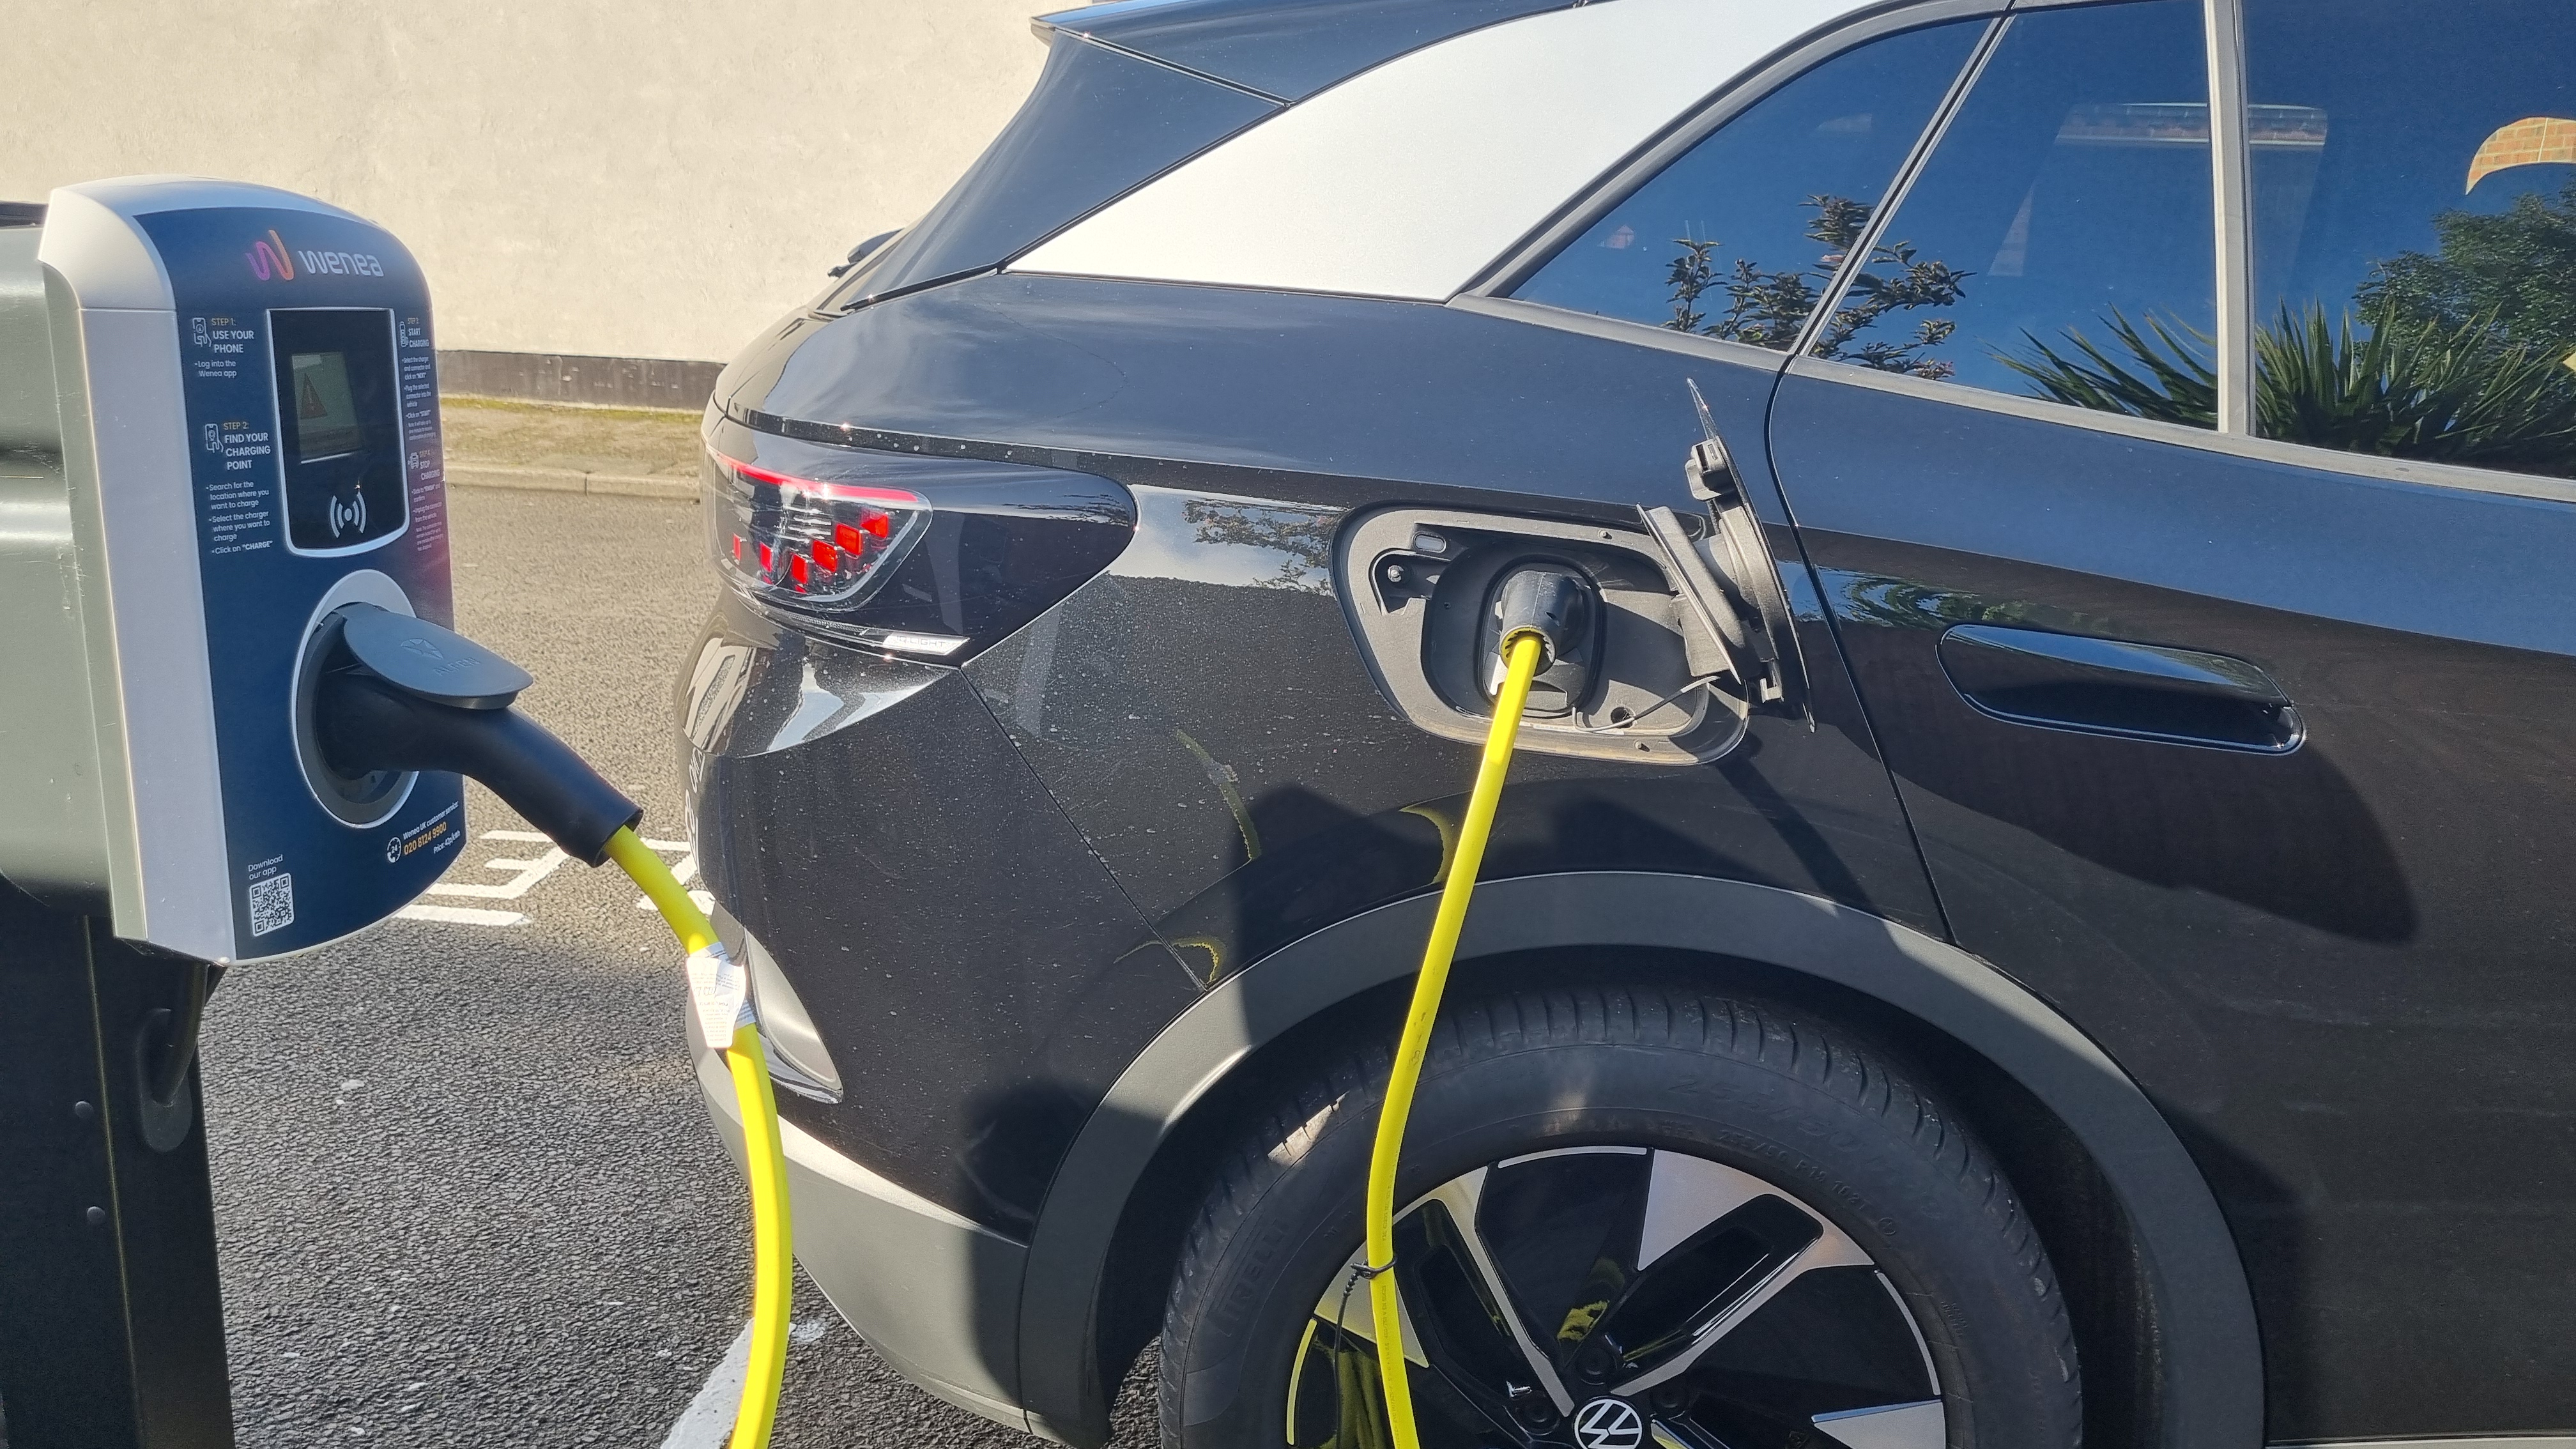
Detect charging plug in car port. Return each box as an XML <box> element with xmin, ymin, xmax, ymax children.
<box><xmin>1338</xmin><ymin>511</ymin><xmax>1752</xmax><ymax>765</ymax></box>
<box><xmin>1479</xmin><ymin>564</ymin><xmax>1597</xmax><ymax>717</ymax></box>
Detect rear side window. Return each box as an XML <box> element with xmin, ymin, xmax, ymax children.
<box><xmin>2246</xmin><ymin>0</ymin><xmax>2576</xmax><ymax>481</ymax></box>
<box><xmin>1509</xmin><ymin>19</ymin><xmax>1985</xmax><ymax>346</ymax></box>
<box><xmin>1818</xmin><ymin>0</ymin><xmax>2216</xmax><ymax>412</ymax></box>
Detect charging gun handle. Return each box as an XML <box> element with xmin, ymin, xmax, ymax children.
<box><xmin>316</xmin><ymin>671</ymin><xmax>641</xmax><ymax>866</ymax></box>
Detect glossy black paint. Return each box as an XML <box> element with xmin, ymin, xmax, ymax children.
<box><xmin>684</xmin><ymin>256</ymin><xmax>2441</xmax><ymax>1442</ymax></box>
<box><xmin>1772</xmin><ymin>367</ymin><xmax>2576</xmax><ymax>1439</ymax></box>
<box><xmin>962</xmin><ymin>493</ymin><xmax>1936</xmax><ymax>975</ymax></box>
<box><xmin>682</xmin><ymin>593</ymin><xmax>1195</xmax><ymax>1232</ymax></box>
<box><xmin>1039</xmin><ymin>0</ymin><xmax>1574</xmax><ymax>102</ymax></box>
<box><xmin>744</xmin><ymin>273</ymin><xmax>1786</xmax><ymax>518</ymax></box>
<box><xmin>693</xmin><ymin>279</ymin><xmax>1941</xmax><ymax>1236</ymax></box>
<box><xmin>841</xmin><ymin>35</ymin><xmax>1275</xmax><ymax>307</ymax></box>
<box><xmin>687</xmin><ymin>257</ymin><xmax>2555</xmax><ymax>1440</ymax></box>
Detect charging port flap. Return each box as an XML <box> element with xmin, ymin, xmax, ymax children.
<box><xmin>1638</xmin><ymin>505</ymin><xmax>1766</xmax><ymax>702</ymax></box>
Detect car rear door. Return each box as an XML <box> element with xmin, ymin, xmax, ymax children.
<box><xmin>1761</xmin><ymin>0</ymin><xmax>2576</xmax><ymax>1438</ymax></box>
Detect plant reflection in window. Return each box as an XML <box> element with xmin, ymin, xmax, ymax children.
<box><xmin>1997</xmin><ymin>180</ymin><xmax>2576</xmax><ymax>478</ymax></box>
<box><xmin>2365</xmin><ymin>176</ymin><xmax>2576</xmax><ymax>371</ymax></box>
<box><xmin>1662</xmin><ymin>194</ymin><xmax>1970</xmax><ymax>378</ymax></box>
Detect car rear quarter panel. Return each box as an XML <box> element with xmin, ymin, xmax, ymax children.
<box><xmin>697</xmin><ymin>275</ymin><xmax>1943</xmax><ymax>1230</ymax></box>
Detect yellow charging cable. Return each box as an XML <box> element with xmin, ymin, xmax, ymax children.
<box><xmin>1365</xmin><ymin>629</ymin><xmax>1546</xmax><ymax>1448</ymax></box>
<box><xmin>607</xmin><ymin>826</ymin><xmax>794</xmax><ymax>1449</ymax></box>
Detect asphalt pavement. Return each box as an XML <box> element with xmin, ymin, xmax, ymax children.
<box><xmin>200</xmin><ymin>483</ymin><xmax>1159</xmax><ymax>1447</ymax></box>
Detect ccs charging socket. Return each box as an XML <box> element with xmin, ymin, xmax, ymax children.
<box><xmin>1337</xmin><ymin>508</ymin><xmax>1749</xmax><ymax>765</ymax></box>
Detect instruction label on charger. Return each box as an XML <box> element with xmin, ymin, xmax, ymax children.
<box><xmin>684</xmin><ymin>943</ymin><xmax>753</xmax><ymax>1052</ymax></box>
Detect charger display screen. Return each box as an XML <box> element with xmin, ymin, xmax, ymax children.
<box><xmin>269</xmin><ymin>308</ymin><xmax>406</xmax><ymax>552</ymax></box>
<box><xmin>289</xmin><ymin>349</ymin><xmax>365</xmax><ymax>461</ymax></box>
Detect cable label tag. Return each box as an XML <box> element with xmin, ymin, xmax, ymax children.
<box><xmin>684</xmin><ymin>942</ymin><xmax>751</xmax><ymax>1051</ymax></box>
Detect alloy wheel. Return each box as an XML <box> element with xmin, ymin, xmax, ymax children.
<box><xmin>1285</xmin><ymin>1147</ymin><xmax>1943</xmax><ymax>1449</ymax></box>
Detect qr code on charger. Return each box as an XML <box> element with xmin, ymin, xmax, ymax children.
<box><xmin>247</xmin><ymin>873</ymin><xmax>295</xmax><ymax>937</ymax></box>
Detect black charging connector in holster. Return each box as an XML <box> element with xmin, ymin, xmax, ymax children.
<box><xmin>310</xmin><ymin>607</ymin><xmax>641</xmax><ymax>865</ymax></box>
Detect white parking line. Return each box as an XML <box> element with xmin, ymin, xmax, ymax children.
<box><xmin>657</xmin><ymin>1322</ymin><xmax>753</xmax><ymax>1449</ymax></box>
<box><xmin>629</xmin><ymin>838</ymin><xmax>715</xmax><ymax>916</ymax></box>
<box><xmin>425</xmin><ymin>832</ymin><xmax>571</xmax><ymax>900</ymax></box>
<box><xmin>395</xmin><ymin>831</ymin><xmax>710</xmax><ymax>929</ymax></box>
<box><xmin>394</xmin><ymin>902</ymin><xmax>530</xmax><ymax>926</ymax></box>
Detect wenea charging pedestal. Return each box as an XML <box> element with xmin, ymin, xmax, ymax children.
<box><xmin>0</xmin><ymin>178</ymin><xmax>462</xmax><ymax>1448</ymax></box>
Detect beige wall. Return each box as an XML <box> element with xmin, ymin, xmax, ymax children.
<box><xmin>0</xmin><ymin>0</ymin><xmax>1050</xmax><ymax>363</ymax></box>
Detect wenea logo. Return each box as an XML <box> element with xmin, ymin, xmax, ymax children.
<box><xmin>245</xmin><ymin>229</ymin><xmax>296</xmax><ymax>281</ymax></box>
<box><xmin>245</xmin><ymin>229</ymin><xmax>387</xmax><ymax>282</ymax></box>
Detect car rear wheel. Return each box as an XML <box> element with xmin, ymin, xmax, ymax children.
<box><xmin>1158</xmin><ymin>984</ymin><xmax>2082</xmax><ymax>1449</ymax></box>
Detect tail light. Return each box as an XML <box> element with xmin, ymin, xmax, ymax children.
<box><xmin>712</xmin><ymin>453</ymin><xmax>930</xmax><ymax>611</ymax></box>
<box><xmin>702</xmin><ymin>420</ymin><xmax>1135</xmax><ymax>661</ymax></box>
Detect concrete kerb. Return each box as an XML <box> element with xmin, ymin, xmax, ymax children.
<box><xmin>446</xmin><ymin>464</ymin><xmax>698</xmax><ymax>502</ymax></box>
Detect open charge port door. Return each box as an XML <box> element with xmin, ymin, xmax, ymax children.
<box><xmin>1335</xmin><ymin>507</ymin><xmax>1754</xmax><ymax>765</ymax></box>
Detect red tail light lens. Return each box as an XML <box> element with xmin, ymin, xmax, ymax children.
<box><xmin>701</xmin><ymin>422</ymin><xmax>1137</xmax><ymax>662</ymax></box>
<box><xmin>710</xmin><ymin>454</ymin><xmax>928</xmax><ymax>608</ymax></box>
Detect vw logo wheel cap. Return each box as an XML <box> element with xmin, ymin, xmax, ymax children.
<box><xmin>1573</xmin><ymin>1397</ymin><xmax>1645</xmax><ymax>1449</ymax></box>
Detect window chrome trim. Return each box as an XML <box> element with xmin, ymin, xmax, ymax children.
<box><xmin>1791</xmin><ymin>12</ymin><xmax>2013</xmax><ymax>357</ymax></box>
<box><xmin>1446</xmin><ymin>293</ymin><xmax>1789</xmax><ymax>373</ymax></box>
<box><xmin>1784</xmin><ymin>353</ymin><xmax>2576</xmax><ymax>507</ymax></box>
<box><xmin>2204</xmin><ymin>0</ymin><xmax>2254</xmax><ymax>433</ymax></box>
<box><xmin>1462</xmin><ymin>0</ymin><xmax>2009</xmax><ymax>301</ymax></box>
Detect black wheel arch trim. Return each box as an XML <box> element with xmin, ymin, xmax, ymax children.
<box><xmin>1012</xmin><ymin>870</ymin><xmax>2263</xmax><ymax>1449</ymax></box>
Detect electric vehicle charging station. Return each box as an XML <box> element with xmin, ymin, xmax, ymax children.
<box><xmin>0</xmin><ymin>177</ymin><xmax>464</xmax><ymax>1446</ymax></box>
<box><xmin>0</xmin><ymin>178</ymin><xmax>791</xmax><ymax>1449</ymax></box>
<box><xmin>1</xmin><ymin>178</ymin><xmax>464</xmax><ymax>958</ymax></box>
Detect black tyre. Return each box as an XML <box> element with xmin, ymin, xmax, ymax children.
<box><xmin>1160</xmin><ymin>985</ymin><xmax>2081</xmax><ymax>1449</ymax></box>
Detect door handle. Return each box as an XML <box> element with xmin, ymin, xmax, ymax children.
<box><xmin>1936</xmin><ymin>625</ymin><xmax>2302</xmax><ymax>753</ymax></box>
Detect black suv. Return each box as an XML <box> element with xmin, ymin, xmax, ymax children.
<box><xmin>679</xmin><ymin>1</ymin><xmax>2576</xmax><ymax>1446</ymax></box>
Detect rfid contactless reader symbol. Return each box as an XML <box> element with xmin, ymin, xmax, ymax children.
<box><xmin>328</xmin><ymin>490</ymin><xmax>367</xmax><ymax>539</ymax></box>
